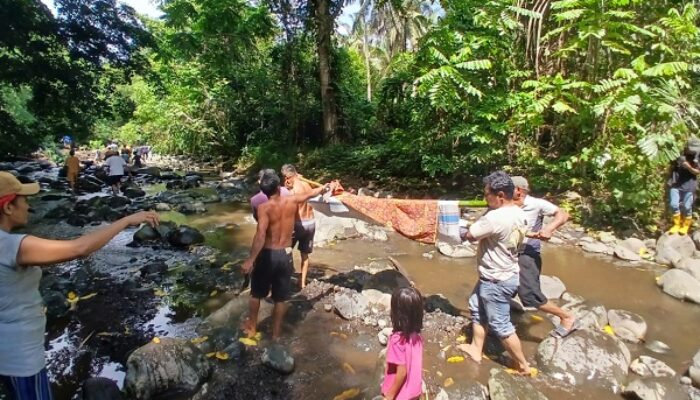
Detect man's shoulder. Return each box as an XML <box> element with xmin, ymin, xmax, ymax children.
<box><xmin>525</xmin><ymin>195</ymin><xmax>558</xmax><ymax>213</ymax></box>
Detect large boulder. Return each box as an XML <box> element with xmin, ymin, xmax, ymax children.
<box><xmin>656</xmin><ymin>269</ymin><xmax>700</xmax><ymax>304</ymax></box>
<box><xmin>540</xmin><ymin>275</ymin><xmax>566</xmax><ymax>300</ymax></box>
<box><xmin>620</xmin><ymin>237</ymin><xmax>647</xmax><ymax>253</ymax></box>
<box><xmin>124</xmin><ymin>337</ymin><xmax>211</xmax><ymax>400</ymax></box>
<box><xmin>675</xmin><ymin>258</ymin><xmax>700</xmax><ymax>281</ymax></box>
<box><xmin>168</xmin><ymin>226</ymin><xmax>205</xmax><ymax>248</ymax></box>
<box><xmin>136</xmin><ymin>167</ymin><xmax>161</xmax><ymax>177</ymax></box>
<box><xmin>436</xmin><ymin>241</ymin><xmax>477</xmax><ymax>258</ymax></box>
<box><xmin>176</xmin><ymin>202</ymin><xmax>207</xmax><ymax>215</ymax></box>
<box><xmin>581</xmin><ymin>241</ymin><xmax>611</xmax><ymax>254</ymax></box>
<box><xmin>622</xmin><ymin>377</ymin><xmax>689</xmax><ymax>400</ymax></box>
<box><xmin>535</xmin><ymin>329</ymin><xmax>631</xmax><ymax>392</ymax></box>
<box><xmin>690</xmin><ymin>348</ymin><xmax>700</xmax><ymax>388</ymax></box>
<box><xmin>487</xmin><ymin>368</ymin><xmax>548</xmax><ymax>400</ymax></box>
<box><xmin>123</xmin><ymin>186</ymin><xmax>146</xmax><ymax>199</ymax></box>
<box><xmin>334</xmin><ymin>290</ymin><xmax>369</xmax><ymax>320</ymax></box>
<box><xmin>614</xmin><ymin>245</ymin><xmax>642</xmax><ymax>262</ymax></box>
<box><xmin>362</xmin><ymin>270</ymin><xmax>411</xmax><ymax>294</ymax></box>
<box><xmin>78</xmin><ymin>377</ymin><xmax>123</xmax><ymax>400</ymax></box>
<box><xmin>553</xmin><ymin>301</ymin><xmax>607</xmax><ymax>330</ymax></box>
<box><xmin>261</xmin><ymin>344</ymin><xmax>295</xmax><ymax>374</ymax></box>
<box><xmin>440</xmin><ymin>383</ymin><xmax>489</xmax><ymax>400</ymax></box>
<box><xmin>607</xmin><ymin>309</ymin><xmax>647</xmax><ymax>343</ymax></box>
<box><xmin>630</xmin><ymin>356</ymin><xmax>676</xmax><ymax>378</ymax></box>
<box><xmin>133</xmin><ymin>225</ymin><xmax>161</xmax><ymax>243</ymax></box>
<box><xmin>656</xmin><ymin>234</ymin><xmax>696</xmax><ymax>266</ymax></box>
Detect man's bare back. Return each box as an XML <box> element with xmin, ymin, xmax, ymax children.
<box><xmin>256</xmin><ymin>194</ymin><xmax>300</xmax><ymax>249</ymax></box>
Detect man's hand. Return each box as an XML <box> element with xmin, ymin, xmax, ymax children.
<box><xmin>126</xmin><ymin>211</ymin><xmax>159</xmax><ymax>227</ymax></box>
<box><xmin>242</xmin><ymin>258</ymin><xmax>254</xmax><ymax>274</ymax></box>
<box><xmin>537</xmin><ymin>229</ymin><xmax>553</xmax><ymax>240</ymax></box>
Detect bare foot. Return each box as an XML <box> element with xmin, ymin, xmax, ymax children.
<box><xmin>240</xmin><ymin>318</ymin><xmax>257</xmax><ymax>338</ymax></box>
<box><xmin>560</xmin><ymin>315</ymin><xmax>576</xmax><ymax>331</ymax></box>
<box><xmin>456</xmin><ymin>343</ymin><xmax>482</xmax><ymax>364</ymax></box>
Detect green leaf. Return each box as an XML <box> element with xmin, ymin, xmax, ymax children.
<box><xmin>552</xmin><ymin>100</ymin><xmax>577</xmax><ymax>114</ymax></box>
<box><xmin>642</xmin><ymin>62</ymin><xmax>689</xmax><ymax>77</ymax></box>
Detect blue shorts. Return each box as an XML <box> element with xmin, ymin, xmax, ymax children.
<box><xmin>1</xmin><ymin>369</ymin><xmax>53</xmax><ymax>400</ymax></box>
<box><xmin>468</xmin><ymin>275</ymin><xmax>519</xmax><ymax>338</ymax></box>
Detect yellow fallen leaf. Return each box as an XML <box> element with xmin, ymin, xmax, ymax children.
<box><xmin>67</xmin><ymin>291</ymin><xmax>77</xmax><ymax>300</ymax></box>
<box><xmin>239</xmin><ymin>337</ymin><xmax>258</xmax><ymax>346</ymax></box>
<box><xmin>254</xmin><ymin>332</ymin><xmax>262</xmax><ymax>341</ymax></box>
<box><xmin>191</xmin><ymin>336</ymin><xmax>209</xmax><ymax>344</ymax></box>
<box><xmin>333</xmin><ymin>388</ymin><xmax>360</xmax><ymax>400</ymax></box>
<box><xmin>209</xmin><ymin>290</ymin><xmax>218</xmax><ymax>297</ymax></box>
<box><xmin>153</xmin><ymin>289</ymin><xmax>166</xmax><ymax>297</ymax></box>
<box><xmin>152</xmin><ymin>337</ymin><xmax>161</xmax><ymax>344</ymax></box>
<box><xmin>215</xmin><ymin>351</ymin><xmax>229</xmax><ymax>360</ymax></box>
<box><xmin>447</xmin><ymin>356</ymin><xmax>465</xmax><ymax>363</ymax></box>
<box><xmin>456</xmin><ymin>335</ymin><xmax>467</xmax><ymax>343</ymax></box>
<box><xmin>638</xmin><ymin>248</ymin><xmax>648</xmax><ymax>256</ymax></box>
<box><xmin>330</xmin><ymin>332</ymin><xmax>348</xmax><ymax>339</ymax></box>
<box><xmin>342</xmin><ymin>362</ymin><xmax>356</xmax><ymax>375</ymax></box>
<box><xmin>80</xmin><ymin>292</ymin><xmax>97</xmax><ymax>300</ymax></box>
<box><xmin>505</xmin><ymin>367</ymin><xmax>539</xmax><ymax>377</ymax></box>
<box><xmin>603</xmin><ymin>325</ymin><xmax>615</xmax><ymax>336</ymax></box>
<box><xmin>530</xmin><ymin>315</ymin><xmax>544</xmax><ymax>323</ymax></box>
<box><xmin>206</xmin><ymin>352</ymin><xmax>216</xmax><ymax>358</ymax></box>
<box><xmin>443</xmin><ymin>377</ymin><xmax>454</xmax><ymax>387</ymax></box>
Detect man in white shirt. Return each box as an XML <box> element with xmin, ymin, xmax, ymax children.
<box><xmin>458</xmin><ymin>171</ymin><xmax>532</xmax><ymax>376</ymax></box>
<box><xmin>105</xmin><ymin>153</ymin><xmax>128</xmax><ymax>195</ymax></box>
<box><xmin>512</xmin><ymin>176</ymin><xmax>576</xmax><ymax>337</ymax></box>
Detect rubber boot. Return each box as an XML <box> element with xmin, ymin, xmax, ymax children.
<box><xmin>667</xmin><ymin>213</ymin><xmax>682</xmax><ymax>234</ymax></box>
<box><xmin>679</xmin><ymin>216</ymin><xmax>693</xmax><ymax>235</ymax></box>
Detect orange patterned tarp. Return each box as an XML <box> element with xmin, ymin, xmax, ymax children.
<box><xmin>337</xmin><ymin>193</ymin><xmax>439</xmax><ymax>244</ymax></box>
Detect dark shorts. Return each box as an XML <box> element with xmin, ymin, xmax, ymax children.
<box><xmin>518</xmin><ymin>252</ymin><xmax>547</xmax><ymax>308</ymax></box>
<box><xmin>251</xmin><ymin>248</ymin><xmax>294</xmax><ymax>302</ymax></box>
<box><xmin>1</xmin><ymin>368</ymin><xmax>54</xmax><ymax>400</ymax></box>
<box><xmin>106</xmin><ymin>175</ymin><xmax>123</xmax><ymax>186</ymax></box>
<box><xmin>292</xmin><ymin>220</ymin><xmax>315</xmax><ymax>254</ymax></box>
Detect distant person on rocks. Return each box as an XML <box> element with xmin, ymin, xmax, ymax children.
<box><xmin>667</xmin><ymin>139</ymin><xmax>700</xmax><ymax>235</ymax></box>
<box><xmin>511</xmin><ymin>176</ymin><xmax>576</xmax><ymax>337</ymax></box>
<box><xmin>65</xmin><ymin>149</ymin><xmax>81</xmax><ymax>194</ymax></box>
<box><xmin>381</xmin><ymin>287</ymin><xmax>424</xmax><ymax>400</ymax></box>
<box><xmin>281</xmin><ymin>164</ymin><xmax>316</xmax><ymax>289</ymax></box>
<box><xmin>241</xmin><ymin>172</ymin><xmax>330</xmax><ymax>340</ymax></box>
<box><xmin>457</xmin><ymin>171</ymin><xmax>533</xmax><ymax>376</ymax></box>
<box><xmin>132</xmin><ymin>150</ymin><xmax>142</xmax><ymax>169</ymax></box>
<box><xmin>104</xmin><ymin>152</ymin><xmax>128</xmax><ymax>196</ymax></box>
<box><xmin>121</xmin><ymin>145</ymin><xmax>131</xmax><ymax>164</ymax></box>
<box><xmin>250</xmin><ymin>169</ymin><xmax>290</xmax><ymax>221</ymax></box>
<box><xmin>0</xmin><ymin>171</ymin><xmax>158</xmax><ymax>400</ymax></box>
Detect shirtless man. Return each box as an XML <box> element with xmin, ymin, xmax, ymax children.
<box><xmin>281</xmin><ymin>164</ymin><xmax>316</xmax><ymax>288</ymax></box>
<box><xmin>241</xmin><ymin>172</ymin><xmax>330</xmax><ymax>340</ymax></box>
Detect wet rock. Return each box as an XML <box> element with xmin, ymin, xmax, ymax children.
<box><xmin>621</xmin><ymin>237</ymin><xmax>647</xmax><ymax>253</ymax></box>
<box><xmin>614</xmin><ymin>245</ymin><xmax>642</xmax><ymax>262</ymax></box>
<box><xmin>598</xmin><ymin>231</ymin><xmax>617</xmax><ymax>244</ymax></box>
<box><xmin>134</xmin><ymin>225</ymin><xmax>161</xmax><ymax>243</ymax></box>
<box><xmin>140</xmin><ymin>261</ymin><xmax>168</xmax><ymax>277</ymax></box>
<box><xmin>441</xmin><ymin>382</ymin><xmax>489</xmax><ymax>400</ymax></box>
<box><xmin>44</xmin><ymin>202</ymin><xmax>74</xmax><ymax>219</ymax></box>
<box><xmin>261</xmin><ymin>344</ymin><xmax>295</xmax><ymax>374</ymax></box>
<box><xmin>123</xmin><ymin>186</ymin><xmax>146</xmax><ymax>198</ymax></box>
<box><xmin>657</xmin><ymin>269</ymin><xmax>700</xmax><ymax>304</ymax></box>
<box><xmin>554</xmin><ymin>301</ymin><xmax>607</xmax><ymax>330</ymax></box>
<box><xmin>436</xmin><ymin>241</ymin><xmax>477</xmax><ymax>258</ymax></box>
<box><xmin>176</xmin><ymin>202</ymin><xmax>207</xmax><ymax>215</ymax></box>
<box><xmin>536</xmin><ymin>329</ymin><xmax>631</xmax><ymax>391</ymax></box>
<box><xmin>79</xmin><ymin>176</ymin><xmax>104</xmax><ymax>192</ymax></box>
<box><xmin>581</xmin><ymin>241</ymin><xmax>610</xmax><ymax>254</ymax></box>
<box><xmin>168</xmin><ymin>226</ymin><xmax>205</xmax><ymax>248</ymax></box>
<box><xmin>675</xmin><ymin>258</ymin><xmax>700</xmax><ymax>281</ymax></box>
<box><xmin>656</xmin><ymin>234</ymin><xmax>696</xmax><ymax>265</ymax></box>
<box><xmin>657</xmin><ymin>246</ymin><xmax>683</xmax><ymax>267</ymax></box>
<box><xmin>196</xmin><ymin>297</ymin><xmax>254</xmax><ymax>339</ymax></box>
<box><xmin>623</xmin><ymin>377</ymin><xmax>689</xmax><ymax>400</ymax></box>
<box><xmin>424</xmin><ymin>294</ymin><xmax>460</xmax><ymax>316</ymax></box>
<box><xmin>155</xmin><ymin>203</ymin><xmax>171</xmax><ymax>211</ymax></box>
<box><xmin>645</xmin><ymin>340</ymin><xmax>672</xmax><ymax>355</ymax></box>
<box><xmin>630</xmin><ymin>356</ymin><xmax>676</xmax><ymax>378</ymax></box>
<box><xmin>354</xmin><ymin>220</ymin><xmax>389</xmax><ymax>242</ymax></box>
<box><xmin>156</xmin><ymin>221</ymin><xmax>177</xmax><ymax>239</ymax></box>
<box><xmin>378</xmin><ymin>327</ymin><xmax>392</xmax><ymax>346</ymax></box>
<box><xmin>691</xmin><ymin>348</ymin><xmax>700</xmax><ymax>388</ymax></box>
<box><xmin>136</xmin><ymin>167</ymin><xmax>161</xmax><ymax>177</ymax></box>
<box><xmin>334</xmin><ymin>291</ymin><xmax>369</xmax><ymax>320</ymax></box>
<box><xmin>361</xmin><ymin>289</ymin><xmax>391</xmax><ymax>310</ymax></box>
<box><xmin>104</xmin><ymin>196</ymin><xmax>131</xmax><ymax>208</ymax></box>
<box><xmin>43</xmin><ymin>291</ymin><xmax>69</xmax><ymax>320</ymax></box>
<box><xmin>540</xmin><ymin>275</ymin><xmax>566</xmax><ymax>299</ymax></box>
<box><xmin>78</xmin><ymin>377</ymin><xmax>123</xmax><ymax>400</ymax></box>
<box><xmin>124</xmin><ymin>337</ymin><xmax>211</xmax><ymax>400</ymax></box>
<box><xmin>488</xmin><ymin>368</ymin><xmax>548</xmax><ymax>400</ymax></box>
<box><xmin>362</xmin><ymin>270</ymin><xmax>411</xmax><ymax>294</ymax></box>
<box><xmin>607</xmin><ymin>309</ymin><xmax>647</xmax><ymax>343</ymax></box>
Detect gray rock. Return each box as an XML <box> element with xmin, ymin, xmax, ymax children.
<box><xmin>261</xmin><ymin>344</ymin><xmax>295</xmax><ymax>374</ymax></box>
<box><xmin>424</xmin><ymin>294</ymin><xmax>460</xmax><ymax>316</ymax></box>
<box><xmin>607</xmin><ymin>309</ymin><xmax>647</xmax><ymax>343</ymax></box>
<box><xmin>657</xmin><ymin>269</ymin><xmax>700</xmax><ymax>304</ymax></box>
<box><xmin>442</xmin><ymin>382</ymin><xmax>489</xmax><ymax>400</ymax></box>
<box><xmin>578</xmin><ymin>236</ymin><xmax>595</xmax><ymax>244</ymax></box>
<box><xmin>334</xmin><ymin>291</ymin><xmax>370</xmax><ymax>320</ymax></box>
<box><xmin>196</xmin><ymin>297</ymin><xmax>249</xmax><ymax>337</ymax></box>
<box><xmin>621</xmin><ymin>237</ymin><xmax>647</xmax><ymax>253</ymax></box>
<box><xmin>362</xmin><ymin>270</ymin><xmax>411</xmax><ymax>294</ymax></box>
<box><xmin>536</xmin><ymin>329</ymin><xmax>631</xmax><ymax>391</ymax></box>
<box><xmin>124</xmin><ymin>337</ymin><xmax>211</xmax><ymax>400</ymax></box>
<box><xmin>123</xmin><ymin>186</ymin><xmax>146</xmax><ymax>198</ymax></box>
<box><xmin>134</xmin><ymin>225</ymin><xmax>161</xmax><ymax>243</ymax></box>
<box><xmin>540</xmin><ymin>275</ymin><xmax>566</xmax><ymax>299</ymax></box>
<box><xmin>681</xmin><ymin>376</ymin><xmax>692</xmax><ymax>385</ymax></box>
<box><xmin>553</xmin><ymin>301</ymin><xmax>607</xmax><ymax>330</ymax></box>
<box><xmin>168</xmin><ymin>226</ymin><xmax>205</xmax><ymax>248</ymax></box>
<box><xmin>488</xmin><ymin>368</ymin><xmax>548</xmax><ymax>400</ymax></box>
<box><xmin>645</xmin><ymin>239</ymin><xmax>657</xmax><ymax>250</ymax></box>
<box><xmin>599</xmin><ymin>231</ymin><xmax>617</xmax><ymax>244</ymax></box>
<box><xmin>675</xmin><ymin>258</ymin><xmax>700</xmax><ymax>281</ymax></box>
<box><xmin>581</xmin><ymin>241</ymin><xmax>610</xmax><ymax>254</ymax></box>
<box><xmin>361</xmin><ymin>289</ymin><xmax>391</xmax><ymax>310</ymax></box>
<box><xmin>629</xmin><ymin>356</ymin><xmax>676</xmax><ymax>378</ymax></box>
<box><xmin>177</xmin><ymin>202</ymin><xmax>207</xmax><ymax>215</ymax></box>
<box><xmin>614</xmin><ymin>245</ymin><xmax>642</xmax><ymax>262</ymax></box>
<box><xmin>323</xmin><ymin>303</ymin><xmax>333</xmax><ymax>312</ymax></box>
<box><xmin>136</xmin><ymin>167</ymin><xmax>161</xmax><ymax>177</ymax></box>
<box><xmin>623</xmin><ymin>377</ymin><xmax>689</xmax><ymax>400</ymax></box>
<box><xmin>645</xmin><ymin>340</ymin><xmax>672</xmax><ymax>355</ymax></box>
<box><xmin>691</xmin><ymin>348</ymin><xmax>700</xmax><ymax>388</ymax></box>
<box><xmin>436</xmin><ymin>241</ymin><xmax>477</xmax><ymax>258</ymax></box>
<box><xmin>155</xmin><ymin>203</ymin><xmax>171</xmax><ymax>211</ymax></box>
<box><xmin>78</xmin><ymin>377</ymin><xmax>123</xmax><ymax>400</ymax></box>
<box><xmin>656</xmin><ymin>234</ymin><xmax>696</xmax><ymax>265</ymax></box>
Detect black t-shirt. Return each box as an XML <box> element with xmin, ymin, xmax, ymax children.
<box><xmin>672</xmin><ymin>154</ymin><xmax>698</xmax><ymax>191</ymax></box>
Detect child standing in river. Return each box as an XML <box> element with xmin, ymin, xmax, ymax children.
<box><xmin>382</xmin><ymin>287</ymin><xmax>424</xmax><ymax>400</ymax></box>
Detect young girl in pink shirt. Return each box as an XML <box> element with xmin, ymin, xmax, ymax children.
<box><xmin>382</xmin><ymin>287</ymin><xmax>424</xmax><ymax>400</ymax></box>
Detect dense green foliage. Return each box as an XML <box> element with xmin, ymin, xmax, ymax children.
<box><xmin>2</xmin><ymin>0</ymin><xmax>699</xmax><ymax>228</ymax></box>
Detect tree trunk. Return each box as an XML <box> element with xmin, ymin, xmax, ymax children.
<box><xmin>363</xmin><ymin>29</ymin><xmax>372</xmax><ymax>101</ymax></box>
<box><xmin>315</xmin><ymin>0</ymin><xmax>338</xmax><ymax>143</ymax></box>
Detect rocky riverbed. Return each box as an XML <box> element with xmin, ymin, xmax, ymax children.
<box><xmin>0</xmin><ymin>157</ymin><xmax>699</xmax><ymax>400</ymax></box>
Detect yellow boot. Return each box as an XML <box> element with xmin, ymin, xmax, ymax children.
<box><xmin>679</xmin><ymin>216</ymin><xmax>693</xmax><ymax>235</ymax></box>
<box><xmin>667</xmin><ymin>213</ymin><xmax>682</xmax><ymax>234</ymax></box>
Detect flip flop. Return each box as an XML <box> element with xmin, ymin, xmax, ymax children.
<box><xmin>550</xmin><ymin>319</ymin><xmax>579</xmax><ymax>338</ymax></box>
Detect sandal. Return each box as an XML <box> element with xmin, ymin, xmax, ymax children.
<box><xmin>550</xmin><ymin>319</ymin><xmax>579</xmax><ymax>338</ymax></box>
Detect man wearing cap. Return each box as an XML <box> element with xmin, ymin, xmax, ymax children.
<box><xmin>0</xmin><ymin>172</ymin><xmax>159</xmax><ymax>399</ymax></box>
<box><xmin>511</xmin><ymin>176</ymin><xmax>576</xmax><ymax>337</ymax></box>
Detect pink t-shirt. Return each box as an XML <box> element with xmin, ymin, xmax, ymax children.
<box><xmin>381</xmin><ymin>332</ymin><xmax>423</xmax><ymax>400</ymax></box>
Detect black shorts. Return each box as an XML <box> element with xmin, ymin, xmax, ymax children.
<box><xmin>107</xmin><ymin>175</ymin><xmax>123</xmax><ymax>186</ymax></box>
<box><xmin>518</xmin><ymin>252</ymin><xmax>547</xmax><ymax>308</ymax></box>
<box><xmin>292</xmin><ymin>220</ymin><xmax>315</xmax><ymax>254</ymax></box>
<box><xmin>251</xmin><ymin>248</ymin><xmax>294</xmax><ymax>302</ymax></box>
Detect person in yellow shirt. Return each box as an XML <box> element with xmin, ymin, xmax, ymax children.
<box><xmin>65</xmin><ymin>149</ymin><xmax>81</xmax><ymax>193</ymax></box>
